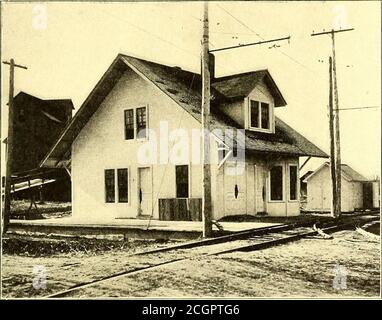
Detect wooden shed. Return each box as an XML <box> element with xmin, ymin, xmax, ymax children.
<box><xmin>303</xmin><ymin>162</ymin><xmax>379</xmax><ymax>212</ymax></box>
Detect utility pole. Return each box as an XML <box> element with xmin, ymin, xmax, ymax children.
<box><xmin>328</xmin><ymin>56</ymin><xmax>337</xmax><ymax>218</ymax></box>
<box><xmin>201</xmin><ymin>1</ymin><xmax>212</xmax><ymax>237</ymax></box>
<box><xmin>312</xmin><ymin>27</ymin><xmax>354</xmax><ymax>218</ymax></box>
<box><xmin>2</xmin><ymin>59</ymin><xmax>27</xmax><ymax>234</ymax></box>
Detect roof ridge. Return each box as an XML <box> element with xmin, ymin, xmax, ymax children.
<box><xmin>213</xmin><ymin>69</ymin><xmax>268</xmax><ymax>82</ymax></box>
<box><xmin>119</xmin><ymin>53</ymin><xmax>199</xmax><ymax>76</ymax></box>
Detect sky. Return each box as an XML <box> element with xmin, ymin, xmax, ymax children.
<box><xmin>1</xmin><ymin>1</ymin><xmax>381</xmax><ymax>179</ymax></box>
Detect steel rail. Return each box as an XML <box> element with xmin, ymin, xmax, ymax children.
<box><xmin>44</xmin><ymin>215</ymin><xmax>379</xmax><ymax>298</ymax></box>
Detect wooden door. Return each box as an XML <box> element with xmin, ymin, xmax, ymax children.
<box><xmin>256</xmin><ymin>167</ymin><xmax>267</xmax><ymax>214</ymax></box>
<box><xmin>224</xmin><ymin>164</ymin><xmax>246</xmax><ymax>215</ymax></box>
<box><xmin>138</xmin><ymin>167</ymin><xmax>152</xmax><ymax>216</ymax></box>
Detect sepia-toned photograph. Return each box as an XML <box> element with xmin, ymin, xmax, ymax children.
<box><xmin>0</xmin><ymin>0</ymin><xmax>380</xmax><ymax>301</ymax></box>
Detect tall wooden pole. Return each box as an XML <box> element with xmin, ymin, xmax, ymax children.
<box><xmin>2</xmin><ymin>59</ymin><xmax>27</xmax><ymax>234</ymax></box>
<box><xmin>331</xmin><ymin>31</ymin><xmax>341</xmax><ymax>218</ymax></box>
<box><xmin>328</xmin><ymin>56</ymin><xmax>337</xmax><ymax>218</ymax></box>
<box><xmin>3</xmin><ymin>59</ymin><xmax>15</xmax><ymax>233</ymax></box>
<box><xmin>311</xmin><ymin>28</ymin><xmax>353</xmax><ymax>218</ymax></box>
<box><xmin>201</xmin><ymin>1</ymin><xmax>212</xmax><ymax>237</ymax></box>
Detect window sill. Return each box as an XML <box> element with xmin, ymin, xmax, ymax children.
<box><xmin>248</xmin><ymin>127</ymin><xmax>273</xmax><ymax>134</ymax></box>
<box><xmin>123</xmin><ymin>137</ymin><xmax>149</xmax><ymax>142</ymax></box>
<box><xmin>105</xmin><ymin>202</ymin><xmax>130</xmax><ymax>205</ymax></box>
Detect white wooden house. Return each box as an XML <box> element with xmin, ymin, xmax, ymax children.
<box><xmin>303</xmin><ymin>162</ymin><xmax>378</xmax><ymax>212</ymax></box>
<box><xmin>41</xmin><ymin>54</ymin><xmax>327</xmax><ymax>222</ymax></box>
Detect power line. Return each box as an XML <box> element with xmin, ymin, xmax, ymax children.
<box><xmin>100</xmin><ymin>11</ymin><xmax>200</xmax><ymax>59</ymax></box>
<box><xmin>210</xmin><ymin>31</ymin><xmax>262</xmax><ymax>36</ymax></box>
<box><xmin>338</xmin><ymin>106</ymin><xmax>380</xmax><ymax>111</ymax></box>
<box><xmin>215</xmin><ymin>4</ymin><xmax>325</xmax><ymax>77</ymax></box>
<box><xmin>215</xmin><ymin>4</ymin><xmax>263</xmax><ymax>38</ymax></box>
<box><xmin>99</xmin><ymin>10</ymin><xmax>234</xmax><ymax>73</ymax></box>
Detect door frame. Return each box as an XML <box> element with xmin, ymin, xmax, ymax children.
<box><xmin>223</xmin><ymin>162</ymin><xmax>247</xmax><ymax>215</ymax></box>
<box><xmin>137</xmin><ymin>166</ymin><xmax>153</xmax><ymax>217</ymax></box>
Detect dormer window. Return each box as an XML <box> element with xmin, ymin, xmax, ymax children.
<box><xmin>250</xmin><ymin>100</ymin><xmax>270</xmax><ymax>131</ymax></box>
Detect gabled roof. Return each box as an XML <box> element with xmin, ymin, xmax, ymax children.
<box><xmin>41</xmin><ymin>54</ymin><xmax>327</xmax><ymax>168</ymax></box>
<box><xmin>14</xmin><ymin>91</ymin><xmax>74</xmax><ymax>123</ymax></box>
<box><xmin>211</xmin><ymin>70</ymin><xmax>287</xmax><ymax>107</ymax></box>
<box><xmin>340</xmin><ymin>164</ymin><xmax>369</xmax><ymax>182</ymax></box>
<box><xmin>303</xmin><ymin>162</ymin><xmax>369</xmax><ymax>183</ymax></box>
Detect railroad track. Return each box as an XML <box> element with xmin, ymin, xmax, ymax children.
<box><xmin>44</xmin><ymin>214</ymin><xmax>379</xmax><ymax>298</ymax></box>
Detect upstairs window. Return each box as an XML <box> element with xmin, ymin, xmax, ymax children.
<box><xmin>250</xmin><ymin>100</ymin><xmax>271</xmax><ymax>131</ymax></box>
<box><xmin>124</xmin><ymin>109</ymin><xmax>134</xmax><ymax>140</ymax></box>
<box><xmin>250</xmin><ymin>101</ymin><xmax>259</xmax><ymax>128</ymax></box>
<box><xmin>136</xmin><ymin>107</ymin><xmax>147</xmax><ymax>138</ymax></box>
<box><xmin>261</xmin><ymin>103</ymin><xmax>269</xmax><ymax>129</ymax></box>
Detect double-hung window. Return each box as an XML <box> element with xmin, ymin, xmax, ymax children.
<box><xmin>124</xmin><ymin>106</ymin><xmax>147</xmax><ymax>140</ymax></box>
<box><xmin>124</xmin><ymin>109</ymin><xmax>134</xmax><ymax>140</ymax></box>
<box><xmin>117</xmin><ymin>168</ymin><xmax>129</xmax><ymax>203</ymax></box>
<box><xmin>270</xmin><ymin>165</ymin><xmax>283</xmax><ymax>201</ymax></box>
<box><xmin>289</xmin><ymin>165</ymin><xmax>298</xmax><ymax>201</ymax></box>
<box><xmin>105</xmin><ymin>169</ymin><xmax>115</xmax><ymax>203</ymax></box>
<box><xmin>136</xmin><ymin>107</ymin><xmax>147</xmax><ymax>139</ymax></box>
<box><xmin>105</xmin><ymin>168</ymin><xmax>129</xmax><ymax>203</ymax></box>
<box><xmin>250</xmin><ymin>100</ymin><xmax>271</xmax><ymax>131</ymax></box>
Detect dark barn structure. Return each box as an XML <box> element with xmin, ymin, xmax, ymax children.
<box><xmin>4</xmin><ymin>91</ymin><xmax>74</xmax><ymax>202</ymax></box>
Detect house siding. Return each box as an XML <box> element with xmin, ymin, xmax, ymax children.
<box><xmin>72</xmin><ymin>67</ymin><xmax>209</xmax><ymax>221</ymax></box>
<box><xmin>71</xmin><ymin>66</ymin><xmax>301</xmax><ymax>221</ymax></box>
<box><xmin>213</xmin><ymin>156</ymin><xmax>300</xmax><ymax>219</ymax></box>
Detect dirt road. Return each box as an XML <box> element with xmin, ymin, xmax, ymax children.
<box><xmin>2</xmin><ymin>229</ymin><xmax>380</xmax><ymax>298</ymax></box>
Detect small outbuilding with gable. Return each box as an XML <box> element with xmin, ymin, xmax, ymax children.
<box><xmin>303</xmin><ymin>162</ymin><xmax>379</xmax><ymax>212</ymax></box>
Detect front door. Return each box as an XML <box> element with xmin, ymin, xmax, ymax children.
<box><xmin>255</xmin><ymin>166</ymin><xmax>267</xmax><ymax>214</ymax></box>
<box><xmin>138</xmin><ymin>167</ymin><xmax>152</xmax><ymax>216</ymax></box>
<box><xmin>224</xmin><ymin>163</ymin><xmax>246</xmax><ymax>215</ymax></box>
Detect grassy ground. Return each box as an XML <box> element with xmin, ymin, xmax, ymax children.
<box><xmin>2</xmin><ymin>227</ymin><xmax>380</xmax><ymax>298</ymax></box>
<box><xmin>10</xmin><ymin>200</ymin><xmax>71</xmax><ymax>219</ymax></box>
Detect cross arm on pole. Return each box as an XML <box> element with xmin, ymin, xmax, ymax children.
<box><xmin>209</xmin><ymin>36</ymin><xmax>291</xmax><ymax>53</ymax></box>
<box><xmin>311</xmin><ymin>28</ymin><xmax>354</xmax><ymax>37</ymax></box>
<box><xmin>2</xmin><ymin>60</ymin><xmax>28</xmax><ymax>70</ymax></box>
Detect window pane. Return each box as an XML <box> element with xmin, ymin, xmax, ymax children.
<box><xmin>136</xmin><ymin>107</ymin><xmax>147</xmax><ymax>138</ymax></box>
<box><xmin>124</xmin><ymin>109</ymin><xmax>134</xmax><ymax>140</ymax></box>
<box><xmin>176</xmin><ymin>165</ymin><xmax>189</xmax><ymax>198</ymax></box>
<box><xmin>289</xmin><ymin>166</ymin><xmax>298</xmax><ymax>200</ymax></box>
<box><xmin>270</xmin><ymin>166</ymin><xmax>283</xmax><ymax>201</ymax></box>
<box><xmin>261</xmin><ymin>103</ymin><xmax>270</xmax><ymax>129</ymax></box>
<box><xmin>118</xmin><ymin>168</ymin><xmax>128</xmax><ymax>203</ymax></box>
<box><xmin>250</xmin><ymin>100</ymin><xmax>259</xmax><ymax>128</ymax></box>
<box><xmin>105</xmin><ymin>169</ymin><xmax>115</xmax><ymax>203</ymax></box>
